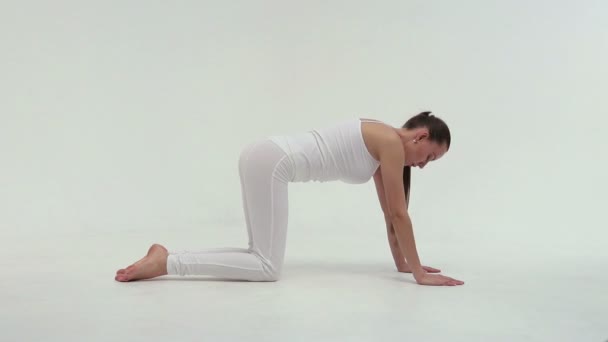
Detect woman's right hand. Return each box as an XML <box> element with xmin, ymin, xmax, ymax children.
<box><xmin>415</xmin><ymin>272</ymin><xmax>464</xmax><ymax>286</ymax></box>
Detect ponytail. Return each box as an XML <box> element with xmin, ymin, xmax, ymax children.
<box><xmin>403</xmin><ymin>166</ymin><xmax>411</xmax><ymax>209</ymax></box>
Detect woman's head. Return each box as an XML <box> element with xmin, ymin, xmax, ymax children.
<box><xmin>401</xmin><ymin>111</ymin><xmax>451</xmax><ymax>169</ymax></box>
<box><xmin>400</xmin><ymin>111</ymin><xmax>451</xmax><ymax>208</ymax></box>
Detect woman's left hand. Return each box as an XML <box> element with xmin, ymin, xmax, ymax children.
<box><xmin>397</xmin><ymin>263</ymin><xmax>441</xmax><ymax>274</ymax></box>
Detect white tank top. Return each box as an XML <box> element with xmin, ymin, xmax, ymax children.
<box><xmin>268</xmin><ymin>118</ymin><xmax>381</xmax><ymax>184</ymax></box>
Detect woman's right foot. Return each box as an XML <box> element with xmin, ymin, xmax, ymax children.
<box><xmin>115</xmin><ymin>244</ymin><xmax>169</xmax><ymax>282</ymax></box>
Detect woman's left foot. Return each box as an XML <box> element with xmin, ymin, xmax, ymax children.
<box><xmin>115</xmin><ymin>244</ymin><xmax>169</xmax><ymax>282</ymax></box>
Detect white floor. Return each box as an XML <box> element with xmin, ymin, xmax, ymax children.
<box><xmin>2</xmin><ymin>228</ymin><xmax>606</xmax><ymax>342</ymax></box>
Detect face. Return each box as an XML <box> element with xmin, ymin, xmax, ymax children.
<box><xmin>404</xmin><ymin>130</ymin><xmax>448</xmax><ymax>169</ymax></box>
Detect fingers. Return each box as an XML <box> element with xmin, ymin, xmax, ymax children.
<box><xmin>444</xmin><ymin>277</ymin><xmax>464</xmax><ymax>286</ymax></box>
<box><xmin>416</xmin><ymin>274</ymin><xmax>465</xmax><ymax>286</ymax></box>
<box><xmin>438</xmin><ymin>275</ymin><xmax>464</xmax><ymax>286</ymax></box>
<box><xmin>421</xmin><ymin>265</ymin><xmax>441</xmax><ymax>273</ymax></box>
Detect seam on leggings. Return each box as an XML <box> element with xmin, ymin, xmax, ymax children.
<box><xmin>268</xmin><ymin>154</ymin><xmax>289</xmax><ymax>261</ymax></box>
<box><xmin>242</xmin><ymin>142</ymin><xmax>267</xmax><ymax>254</ymax></box>
<box><xmin>180</xmin><ymin>261</ymin><xmax>261</xmax><ymax>271</ymax></box>
<box><xmin>241</xmin><ymin>142</ymin><xmax>258</xmax><ymax>253</ymax></box>
<box><xmin>170</xmin><ymin>247</ymin><xmax>249</xmax><ymax>255</ymax></box>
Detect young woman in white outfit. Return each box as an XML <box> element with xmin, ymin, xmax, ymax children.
<box><xmin>115</xmin><ymin>111</ymin><xmax>464</xmax><ymax>286</ymax></box>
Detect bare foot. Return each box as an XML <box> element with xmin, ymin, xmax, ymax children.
<box><xmin>115</xmin><ymin>244</ymin><xmax>169</xmax><ymax>282</ymax></box>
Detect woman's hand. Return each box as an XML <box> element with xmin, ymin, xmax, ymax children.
<box><xmin>397</xmin><ymin>263</ymin><xmax>441</xmax><ymax>274</ymax></box>
<box><xmin>415</xmin><ymin>272</ymin><xmax>464</xmax><ymax>286</ymax></box>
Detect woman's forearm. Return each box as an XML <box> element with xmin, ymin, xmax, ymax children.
<box><xmin>385</xmin><ymin>218</ymin><xmax>406</xmax><ymax>268</ymax></box>
<box><xmin>391</xmin><ymin>214</ymin><xmax>424</xmax><ymax>279</ymax></box>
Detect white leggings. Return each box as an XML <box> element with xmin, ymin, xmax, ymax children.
<box><xmin>166</xmin><ymin>138</ymin><xmax>293</xmax><ymax>281</ymax></box>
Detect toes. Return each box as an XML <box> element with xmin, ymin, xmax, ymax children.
<box><xmin>126</xmin><ymin>265</ymin><xmax>142</xmax><ymax>280</ymax></box>
<box><xmin>116</xmin><ymin>266</ymin><xmax>137</xmax><ymax>282</ymax></box>
<box><xmin>115</xmin><ymin>274</ymin><xmax>129</xmax><ymax>282</ymax></box>
<box><xmin>117</xmin><ymin>265</ymin><xmax>139</xmax><ymax>275</ymax></box>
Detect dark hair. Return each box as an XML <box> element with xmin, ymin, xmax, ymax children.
<box><xmin>401</xmin><ymin>111</ymin><xmax>451</xmax><ymax>208</ymax></box>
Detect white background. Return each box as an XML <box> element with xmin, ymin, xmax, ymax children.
<box><xmin>1</xmin><ymin>1</ymin><xmax>606</xmax><ymax>341</ymax></box>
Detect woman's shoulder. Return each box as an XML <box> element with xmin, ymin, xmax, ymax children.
<box><xmin>360</xmin><ymin>118</ymin><xmax>396</xmax><ymax>136</ymax></box>
<box><xmin>360</xmin><ymin>119</ymin><xmax>399</xmax><ymax>160</ymax></box>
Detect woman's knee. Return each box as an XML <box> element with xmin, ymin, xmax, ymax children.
<box><xmin>259</xmin><ymin>260</ymin><xmax>282</xmax><ymax>282</ymax></box>
<box><xmin>260</xmin><ymin>272</ymin><xmax>281</xmax><ymax>282</ymax></box>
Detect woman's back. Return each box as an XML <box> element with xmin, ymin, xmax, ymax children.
<box><xmin>268</xmin><ymin>118</ymin><xmax>381</xmax><ymax>184</ymax></box>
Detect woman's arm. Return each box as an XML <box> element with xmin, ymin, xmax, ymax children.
<box><xmin>374</xmin><ymin>155</ymin><xmax>443</xmax><ymax>274</ymax></box>
<box><xmin>377</xmin><ymin>135</ymin><xmax>465</xmax><ymax>286</ymax></box>
<box><xmin>373</xmin><ymin>168</ymin><xmax>407</xmax><ymax>269</ymax></box>
<box><xmin>374</xmin><ymin>167</ymin><xmax>407</xmax><ymax>271</ymax></box>
<box><xmin>386</xmin><ymin>219</ymin><xmax>409</xmax><ymax>270</ymax></box>
<box><xmin>376</xmin><ymin>136</ymin><xmax>424</xmax><ymax>279</ymax></box>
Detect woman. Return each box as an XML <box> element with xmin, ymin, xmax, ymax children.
<box><xmin>115</xmin><ymin>111</ymin><xmax>464</xmax><ymax>286</ymax></box>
